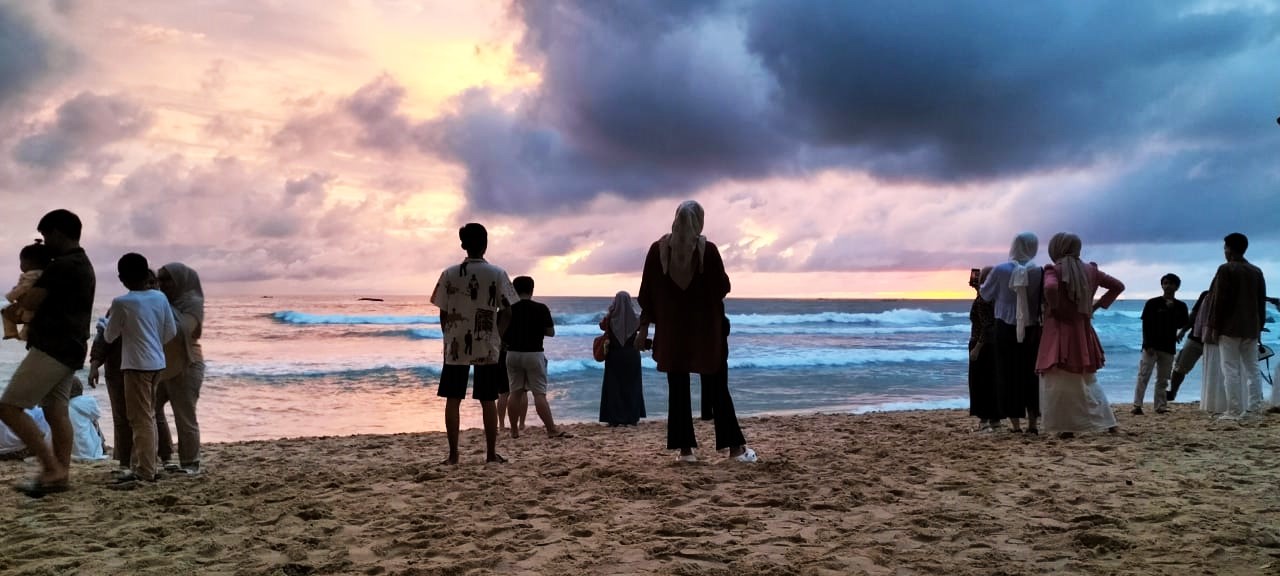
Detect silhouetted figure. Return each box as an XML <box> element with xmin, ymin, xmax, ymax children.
<box><xmin>1132</xmin><ymin>273</ymin><xmax>1187</xmax><ymax>415</ymax></box>
<box><xmin>0</xmin><ymin>210</ymin><xmax>96</xmax><ymax>497</ymax></box>
<box><xmin>504</xmin><ymin>276</ymin><xmax>568</xmax><ymax>439</ymax></box>
<box><xmin>1209</xmin><ymin>232</ymin><xmax>1267</xmax><ymax>419</ymax></box>
<box><xmin>637</xmin><ymin>201</ymin><xmax>755</xmax><ymax>463</ymax></box>
<box><xmin>431</xmin><ymin>223</ymin><xmax>518</xmax><ymax>465</ymax></box>
<box><xmin>968</xmin><ymin>267</ymin><xmax>1000</xmax><ymax>431</ymax></box>
<box><xmin>599</xmin><ymin>291</ymin><xmax>646</xmax><ymax>427</ymax></box>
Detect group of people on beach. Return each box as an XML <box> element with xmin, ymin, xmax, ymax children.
<box><xmin>0</xmin><ymin>209</ymin><xmax>206</xmax><ymax>497</ymax></box>
<box><xmin>1150</xmin><ymin>235</ymin><xmax>1274</xmax><ymax>420</ymax></box>
<box><xmin>430</xmin><ymin>201</ymin><xmax>756</xmax><ymax>465</ymax></box>
<box><xmin>5</xmin><ymin>204</ymin><xmax>1267</xmax><ymax>494</ymax></box>
<box><xmin>968</xmin><ymin>231</ymin><xmax>1270</xmax><ymax>438</ymax></box>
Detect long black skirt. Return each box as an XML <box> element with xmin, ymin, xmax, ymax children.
<box><xmin>994</xmin><ymin>320</ymin><xmax>1041</xmax><ymax>419</ymax></box>
<box><xmin>968</xmin><ymin>331</ymin><xmax>1001</xmax><ymax>421</ymax></box>
<box><xmin>599</xmin><ymin>335</ymin><xmax>646</xmax><ymax>426</ymax></box>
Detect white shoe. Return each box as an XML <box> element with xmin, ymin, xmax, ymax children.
<box><xmin>1216</xmin><ymin>413</ymin><xmax>1243</xmax><ymax>421</ymax></box>
<box><xmin>734</xmin><ymin>448</ymin><xmax>758</xmax><ymax>463</ymax></box>
<box><xmin>677</xmin><ymin>453</ymin><xmax>698</xmax><ymax>463</ymax></box>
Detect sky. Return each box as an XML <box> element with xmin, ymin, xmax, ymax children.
<box><xmin>0</xmin><ymin>0</ymin><xmax>1277</xmax><ymax>299</ymax></box>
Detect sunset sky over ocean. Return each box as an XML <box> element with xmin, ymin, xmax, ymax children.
<box><xmin>0</xmin><ymin>0</ymin><xmax>1276</xmax><ymax>298</ymax></box>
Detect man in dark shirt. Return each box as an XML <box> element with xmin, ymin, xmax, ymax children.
<box><xmin>1168</xmin><ymin>290</ymin><xmax>1210</xmax><ymax>401</ymax></box>
<box><xmin>503</xmin><ymin>276</ymin><xmax>570</xmax><ymax>439</ymax></box>
<box><xmin>1132</xmin><ymin>274</ymin><xmax>1189</xmax><ymax>415</ymax></box>
<box><xmin>0</xmin><ymin>209</ymin><xmax>96</xmax><ymax>497</ymax></box>
<box><xmin>1211</xmin><ymin>232</ymin><xmax>1267</xmax><ymax>419</ymax></box>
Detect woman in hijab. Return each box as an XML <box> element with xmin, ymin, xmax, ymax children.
<box><xmin>637</xmin><ymin>201</ymin><xmax>755</xmax><ymax>463</ymax></box>
<box><xmin>598</xmin><ymin>291</ymin><xmax>646</xmax><ymax>427</ymax></box>
<box><xmin>155</xmin><ymin>262</ymin><xmax>205</xmax><ymax>474</ymax></box>
<box><xmin>979</xmin><ymin>232</ymin><xmax>1044</xmax><ymax>434</ymax></box>
<box><xmin>1036</xmin><ymin>233</ymin><xmax>1124</xmax><ymax>438</ymax></box>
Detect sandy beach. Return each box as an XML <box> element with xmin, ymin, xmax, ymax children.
<box><xmin>2</xmin><ymin>406</ymin><xmax>1279</xmax><ymax>575</ymax></box>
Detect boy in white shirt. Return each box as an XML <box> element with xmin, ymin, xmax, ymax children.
<box><xmin>104</xmin><ymin>253</ymin><xmax>177</xmax><ymax>484</ymax></box>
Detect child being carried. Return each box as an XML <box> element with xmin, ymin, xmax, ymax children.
<box><xmin>3</xmin><ymin>241</ymin><xmax>50</xmax><ymax>340</ymax></box>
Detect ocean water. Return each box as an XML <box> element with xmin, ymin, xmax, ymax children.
<box><xmin>1</xmin><ymin>296</ymin><xmax>1276</xmax><ymax>444</ymax></box>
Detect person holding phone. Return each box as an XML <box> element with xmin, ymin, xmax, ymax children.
<box><xmin>968</xmin><ymin>267</ymin><xmax>1000</xmax><ymax>431</ymax></box>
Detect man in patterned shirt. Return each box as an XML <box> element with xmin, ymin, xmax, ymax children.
<box><xmin>430</xmin><ymin>223</ymin><xmax>518</xmax><ymax>465</ymax></box>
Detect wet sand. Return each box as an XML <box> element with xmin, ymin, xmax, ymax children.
<box><xmin>2</xmin><ymin>405</ymin><xmax>1280</xmax><ymax>575</ymax></box>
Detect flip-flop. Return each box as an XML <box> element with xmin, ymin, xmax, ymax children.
<box><xmin>13</xmin><ymin>478</ymin><xmax>69</xmax><ymax>498</ymax></box>
<box><xmin>550</xmin><ymin>431</ymin><xmax>574</xmax><ymax>439</ymax></box>
<box><xmin>486</xmin><ymin>454</ymin><xmax>509</xmax><ymax>464</ymax></box>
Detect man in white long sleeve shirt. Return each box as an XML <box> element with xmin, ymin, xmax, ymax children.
<box><xmin>104</xmin><ymin>253</ymin><xmax>177</xmax><ymax>484</ymax></box>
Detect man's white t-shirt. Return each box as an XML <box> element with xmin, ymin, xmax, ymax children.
<box><xmin>431</xmin><ymin>258</ymin><xmax>518</xmax><ymax>366</ymax></box>
<box><xmin>104</xmin><ymin>289</ymin><xmax>178</xmax><ymax>371</ymax></box>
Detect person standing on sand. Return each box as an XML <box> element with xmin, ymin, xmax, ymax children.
<box><xmin>968</xmin><ymin>266</ymin><xmax>1000</xmax><ymax>431</ymax></box>
<box><xmin>0</xmin><ymin>210</ymin><xmax>95</xmax><ymax>497</ymax></box>
<box><xmin>980</xmin><ymin>232</ymin><xmax>1043</xmax><ymax>434</ymax></box>
<box><xmin>503</xmin><ymin>276</ymin><xmax>569</xmax><ymax>439</ymax></box>
<box><xmin>431</xmin><ymin>223</ymin><xmax>518</xmax><ymax>465</ymax></box>
<box><xmin>1209</xmin><ymin>232</ymin><xmax>1267</xmax><ymax>419</ymax></box>
<box><xmin>155</xmin><ymin>262</ymin><xmax>206</xmax><ymax>475</ymax></box>
<box><xmin>1036</xmin><ymin>233</ymin><xmax>1124</xmax><ymax>439</ymax></box>
<box><xmin>637</xmin><ymin>200</ymin><xmax>756</xmax><ymax>463</ymax></box>
<box><xmin>696</xmin><ymin>315</ymin><xmax>750</xmax><ymax>453</ymax></box>
<box><xmin>1131</xmin><ymin>274</ymin><xmax>1188</xmax><ymax>415</ymax></box>
<box><xmin>104</xmin><ymin>253</ymin><xmax>178</xmax><ymax>486</ymax></box>
<box><xmin>1196</xmin><ymin>281</ymin><xmax>1229</xmax><ymax>415</ymax></box>
<box><xmin>598</xmin><ymin>291</ymin><xmax>646</xmax><ymax>427</ymax></box>
<box><xmin>89</xmin><ymin>305</ymin><xmax>174</xmax><ymax>473</ymax></box>
<box><xmin>1167</xmin><ymin>290</ymin><xmax>1209</xmax><ymax>402</ymax></box>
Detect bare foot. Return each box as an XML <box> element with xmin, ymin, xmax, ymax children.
<box><xmin>439</xmin><ymin>456</ymin><xmax>458</xmax><ymax>466</ymax></box>
<box><xmin>486</xmin><ymin>454</ymin><xmax>508</xmax><ymax>464</ymax></box>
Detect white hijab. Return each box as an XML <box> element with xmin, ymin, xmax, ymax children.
<box><xmin>1008</xmin><ymin>232</ymin><xmax>1038</xmax><ymax>343</ymax></box>
<box><xmin>658</xmin><ymin>200</ymin><xmax>707</xmax><ymax>290</ymax></box>
<box><xmin>607</xmin><ymin>291</ymin><xmax>640</xmax><ymax>344</ymax></box>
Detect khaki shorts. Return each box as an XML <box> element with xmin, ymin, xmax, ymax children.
<box><xmin>506</xmin><ymin>351</ymin><xmax>548</xmax><ymax>395</ymax></box>
<box><xmin>0</xmin><ymin>348</ymin><xmax>75</xmax><ymax>409</ymax></box>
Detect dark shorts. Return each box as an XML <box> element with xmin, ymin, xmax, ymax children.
<box><xmin>494</xmin><ymin>349</ymin><xmax>510</xmax><ymax>395</ymax></box>
<box><xmin>437</xmin><ymin>362</ymin><xmax>506</xmax><ymax>401</ymax></box>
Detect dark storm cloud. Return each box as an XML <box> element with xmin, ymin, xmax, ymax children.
<box><xmin>407</xmin><ymin>0</ymin><xmax>1279</xmax><ymax>227</ymax></box>
<box><xmin>13</xmin><ymin>92</ymin><xmax>152</xmax><ymax>169</ymax></box>
<box><xmin>0</xmin><ymin>3</ymin><xmax>65</xmax><ymax>106</ymax></box>
<box><xmin>356</xmin><ymin>0</ymin><xmax>788</xmax><ymax>213</ymax></box>
<box><xmin>744</xmin><ymin>0</ymin><xmax>1276</xmax><ymax>180</ymax></box>
<box><xmin>1032</xmin><ymin>142</ymin><xmax>1280</xmax><ymax>245</ymax></box>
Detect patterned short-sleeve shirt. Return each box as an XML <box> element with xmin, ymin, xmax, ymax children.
<box><xmin>431</xmin><ymin>258</ymin><xmax>519</xmax><ymax>365</ymax></box>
